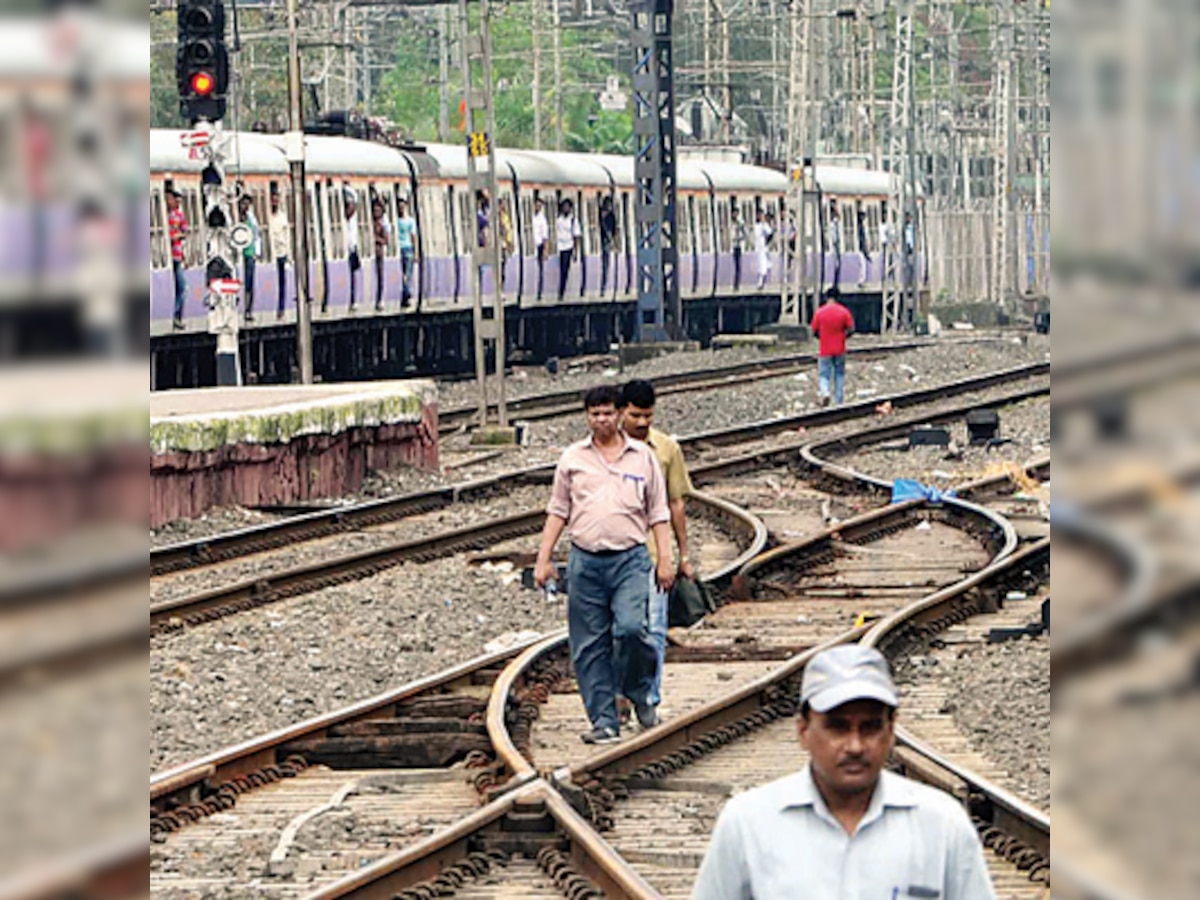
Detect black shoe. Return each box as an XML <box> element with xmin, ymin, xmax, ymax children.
<box><xmin>375</xmin><ymin>301</ymin><xmax>384</xmax><ymax>312</ymax></box>
<box><xmin>244</xmin><ymin>312</ymin><xmax>254</xmax><ymax>324</ymax></box>
<box><xmin>172</xmin><ymin>317</ymin><xmax>184</xmax><ymax>330</ymax></box>
<box><xmin>634</xmin><ymin>703</ymin><xmax>660</xmax><ymax>730</ymax></box>
<box><xmin>580</xmin><ymin>726</ymin><xmax>620</xmax><ymax>745</ymax></box>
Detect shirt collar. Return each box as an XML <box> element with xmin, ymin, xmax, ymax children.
<box><xmin>781</xmin><ymin>764</ymin><xmax>917</xmax><ymax>830</ymax></box>
<box><xmin>586</xmin><ymin>432</ymin><xmax>632</xmax><ymax>457</ymax></box>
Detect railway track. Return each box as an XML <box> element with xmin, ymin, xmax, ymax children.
<box><xmin>435</xmin><ymin>339</ymin><xmax>942</xmax><ymax>434</ymax></box>
<box><xmin>289</xmin><ymin>484</ymin><xmax>1047</xmax><ymax>899</ymax></box>
<box><xmin>148</xmin><ymin>453</ymin><xmax>1050</xmax><ymax>899</ymax></box>
<box><xmin>150</xmin><ymin>368</ymin><xmax>1050</xmax><ymax>637</ymax></box>
<box><xmin>150</xmin><ymin>360</ymin><xmax>1049</xmax><ymax>579</ymax></box>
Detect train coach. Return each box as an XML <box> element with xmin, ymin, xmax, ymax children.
<box><xmin>150</xmin><ymin>129</ymin><xmax>923</xmax><ymax>386</ymax></box>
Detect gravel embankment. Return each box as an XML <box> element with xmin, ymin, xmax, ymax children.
<box><xmin>151</xmin><ymin>517</ymin><xmax>732</xmax><ymax>772</ymax></box>
<box><xmin>898</xmin><ymin>634</ymin><xmax>1050</xmax><ymax>810</ymax></box>
<box><xmin>835</xmin><ymin>396</ymin><xmax>1050</xmax><ymax>488</ymax></box>
<box><xmin>152</xmin><ymin>335</ymin><xmax>1048</xmax><ymax>546</ymax></box>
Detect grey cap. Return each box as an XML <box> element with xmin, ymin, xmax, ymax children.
<box><xmin>800</xmin><ymin>645</ymin><xmax>899</xmax><ymax>713</ymax></box>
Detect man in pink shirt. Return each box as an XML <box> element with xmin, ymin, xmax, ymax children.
<box><xmin>810</xmin><ymin>287</ymin><xmax>855</xmax><ymax>406</ymax></box>
<box><xmin>534</xmin><ymin>385</ymin><xmax>676</xmax><ymax>745</ymax></box>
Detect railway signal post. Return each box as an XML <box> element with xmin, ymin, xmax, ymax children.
<box><xmin>177</xmin><ymin>0</ymin><xmax>242</xmax><ymax>385</ymax></box>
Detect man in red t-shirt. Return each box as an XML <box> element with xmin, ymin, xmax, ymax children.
<box><xmin>810</xmin><ymin>287</ymin><xmax>855</xmax><ymax>406</ymax></box>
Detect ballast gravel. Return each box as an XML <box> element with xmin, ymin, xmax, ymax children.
<box><xmin>151</xmin><ymin>516</ymin><xmax>735</xmax><ymax>773</ymax></box>
<box><xmin>899</xmin><ymin>633</ymin><xmax>1050</xmax><ymax>810</ymax></box>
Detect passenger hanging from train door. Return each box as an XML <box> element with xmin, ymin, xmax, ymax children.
<box><xmin>533</xmin><ymin>196</ymin><xmax>550</xmax><ymax>299</ymax></box>
<box><xmin>754</xmin><ymin>208</ymin><xmax>774</xmax><ymax>289</ymax></box>
<box><xmin>599</xmin><ymin>195</ymin><xmax>616</xmax><ymax>294</ymax></box>
<box><xmin>556</xmin><ymin>197</ymin><xmax>581</xmax><ymax>301</ymax></box>
<box><xmin>237</xmin><ymin>193</ymin><xmax>261</xmax><ymax>324</ymax></box>
<box><xmin>903</xmin><ymin>211</ymin><xmax>916</xmax><ymax>288</ymax></box>
<box><xmin>344</xmin><ymin>186</ymin><xmax>361</xmax><ymax>311</ymax></box>
<box><xmin>731</xmin><ymin>205</ymin><xmax>746</xmax><ymax>289</ymax></box>
<box><xmin>498</xmin><ymin>197</ymin><xmax>515</xmax><ymax>290</ymax></box>
<box><xmin>268</xmin><ymin>186</ymin><xmax>291</xmax><ymax>320</ymax></box>
<box><xmin>827</xmin><ymin>199</ymin><xmax>843</xmax><ymax>287</ymax></box>
<box><xmin>166</xmin><ymin>186</ymin><xmax>188</xmax><ymax>329</ymax></box>
<box><xmin>856</xmin><ymin>204</ymin><xmax>869</xmax><ymax>287</ymax></box>
<box><xmin>396</xmin><ymin>197</ymin><xmax>418</xmax><ymax>308</ymax></box>
<box><xmin>372</xmin><ymin>197</ymin><xmax>390</xmax><ymax>311</ymax></box>
<box><xmin>476</xmin><ymin>190</ymin><xmax>490</xmax><ymax>249</ymax></box>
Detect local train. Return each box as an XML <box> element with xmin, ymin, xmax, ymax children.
<box><xmin>149</xmin><ymin>128</ymin><xmax>922</xmax><ymax>337</ymax></box>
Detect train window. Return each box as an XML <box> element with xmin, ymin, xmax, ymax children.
<box><xmin>457</xmin><ymin>190</ymin><xmax>472</xmax><ymax>251</ymax></box>
<box><xmin>149</xmin><ymin>188</ymin><xmax>167</xmax><ymax>270</ymax></box>
<box><xmin>680</xmin><ymin>196</ymin><xmax>694</xmax><ymax>255</ymax></box>
<box><xmin>181</xmin><ymin>188</ymin><xmax>203</xmax><ymax>266</ymax></box>
<box><xmin>519</xmin><ymin>192</ymin><xmax>534</xmax><ymax>255</ymax></box>
<box><xmin>698</xmin><ymin>199</ymin><xmax>712</xmax><ymax>255</ymax></box>
<box><xmin>421</xmin><ymin>185</ymin><xmax>446</xmax><ymax>257</ymax></box>
<box><xmin>617</xmin><ymin>191</ymin><xmax>630</xmax><ymax>254</ymax></box>
<box><xmin>713</xmin><ymin>199</ymin><xmax>726</xmax><ymax>253</ymax></box>
<box><xmin>326</xmin><ymin>183</ymin><xmax>344</xmax><ymax>258</ymax></box>
<box><xmin>306</xmin><ymin>184</ymin><xmax>322</xmax><ymax>259</ymax></box>
<box><xmin>445</xmin><ymin>185</ymin><xmax>459</xmax><ymax>256</ymax></box>
<box><xmin>579</xmin><ymin>194</ymin><xmax>596</xmax><ymax>256</ymax></box>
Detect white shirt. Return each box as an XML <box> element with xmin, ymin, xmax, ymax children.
<box><xmin>828</xmin><ymin>216</ymin><xmax>842</xmax><ymax>252</ymax></box>
<box><xmin>345</xmin><ymin>212</ymin><xmax>359</xmax><ymax>253</ymax></box>
<box><xmin>268</xmin><ymin>208</ymin><xmax>290</xmax><ymax>261</ymax></box>
<box><xmin>556</xmin><ymin>214</ymin><xmax>581</xmax><ymax>252</ymax></box>
<box><xmin>753</xmin><ymin>221</ymin><xmax>773</xmax><ymax>254</ymax></box>
<box><xmin>533</xmin><ymin>210</ymin><xmax>550</xmax><ymax>248</ymax></box>
<box><xmin>692</xmin><ymin>765</ymin><xmax>996</xmax><ymax>900</ymax></box>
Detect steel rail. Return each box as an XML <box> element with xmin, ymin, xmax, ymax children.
<box><xmin>151</xmin><ymin>360</ymin><xmax>1049</xmax><ymax>577</ymax></box>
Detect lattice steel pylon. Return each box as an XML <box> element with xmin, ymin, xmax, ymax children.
<box><xmin>458</xmin><ymin>0</ymin><xmax>507</xmax><ymax>426</ymax></box>
<box><xmin>779</xmin><ymin>0</ymin><xmax>815</xmax><ymax>327</ymax></box>
<box><xmin>989</xmin><ymin>0</ymin><xmax>1013</xmax><ymax>308</ymax></box>
<box><xmin>631</xmin><ymin>0</ymin><xmax>679</xmax><ymax>341</ymax></box>
<box><xmin>881</xmin><ymin>0</ymin><xmax>914</xmax><ymax>334</ymax></box>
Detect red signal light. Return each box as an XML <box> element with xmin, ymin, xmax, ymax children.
<box><xmin>190</xmin><ymin>71</ymin><xmax>216</xmax><ymax>96</ymax></box>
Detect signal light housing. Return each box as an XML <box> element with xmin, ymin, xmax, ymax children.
<box><xmin>177</xmin><ymin>0</ymin><xmax>228</xmax><ymax>123</ymax></box>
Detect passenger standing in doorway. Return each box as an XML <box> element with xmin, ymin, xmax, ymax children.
<box><xmin>731</xmin><ymin>207</ymin><xmax>746</xmax><ymax>289</ymax></box>
<box><xmin>692</xmin><ymin>645</ymin><xmax>997</xmax><ymax>899</ymax></box>
<box><xmin>396</xmin><ymin>197</ymin><xmax>418</xmax><ymax>308</ymax></box>
<box><xmin>856</xmin><ymin>207</ymin><xmax>869</xmax><ymax>287</ymax></box>
<box><xmin>904</xmin><ymin>211</ymin><xmax>916</xmax><ymax>286</ymax></box>
<box><xmin>238</xmin><ymin>194</ymin><xmax>260</xmax><ymax>323</ymax></box>
<box><xmin>533</xmin><ymin>385</ymin><xmax>675</xmax><ymax>745</ymax></box>
<box><xmin>166</xmin><ymin>186</ymin><xmax>188</xmax><ymax>329</ymax></box>
<box><xmin>268</xmin><ymin>189</ymin><xmax>291</xmax><ymax>320</ymax></box>
<box><xmin>809</xmin><ymin>287</ymin><xmax>855</xmax><ymax>407</ymax></box>
<box><xmin>476</xmin><ymin>190</ymin><xmax>490</xmax><ymax>249</ymax></box>
<box><xmin>345</xmin><ymin>191</ymin><xmax>361</xmax><ymax>311</ymax></box>
<box><xmin>619</xmin><ymin>379</ymin><xmax>696</xmax><ymax>719</ymax></box>
<box><xmin>754</xmin><ymin>210</ymin><xmax>774</xmax><ymax>289</ymax></box>
<box><xmin>533</xmin><ymin>197</ymin><xmax>550</xmax><ymax>299</ymax></box>
<box><xmin>556</xmin><ymin>198</ymin><xmax>581</xmax><ymax>301</ymax></box>
<box><xmin>498</xmin><ymin>197</ymin><xmax>515</xmax><ymax>288</ymax></box>
<box><xmin>372</xmin><ymin>199</ymin><xmax>390</xmax><ymax>311</ymax></box>
<box><xmin>827</xmin><ymin>200</ymin><xmax>843</xmax><ymax>287</ymax></box>
<box><xmin>599</xmin><ymin>195</ymin><xmax>616</xmax><ymax>294</ymax></box>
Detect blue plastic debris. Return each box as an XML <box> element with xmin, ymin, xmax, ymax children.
<box><xmin>891</xmin><ymin>478</ymin><xmax>957</xmax><ymax>505</ymax></box>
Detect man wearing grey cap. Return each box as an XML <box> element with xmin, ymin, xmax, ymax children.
<box><xmin>692</xmin><ymin>644</ymin><xmax>996</xmax><ymax>899</ymax></box>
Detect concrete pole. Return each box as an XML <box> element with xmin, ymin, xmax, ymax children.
<box><xmin>552</xmin><ymin>0</ymin><xmax>563</xmax><ymax>151</ymax></box>
<box><xmin>532</xmin><ymin>0</ymin><xmax>542</xmax><ymax>149</ymax></box>
<box><xmin>287</xmin><ymin>0</ymin><xmax>313</xmax><ymax>383</ymax></box>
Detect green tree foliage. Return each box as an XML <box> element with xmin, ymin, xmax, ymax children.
<box><xmin>377</xmin><ymin>8</ymin><xmax>632</xmax><ymax>151</ymax></box>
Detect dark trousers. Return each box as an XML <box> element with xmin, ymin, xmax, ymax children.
<box><xmin>733</xmin><ymin>248</ymin><xmax>742</xmax><ymax>289</ymax></box>
<box><xmin>349</xmin><ymin>250</ymin><xmax>361</xmax><ymax>307</ymax></box>
<box><xmin>566</xmin><ymin>544</ymin><xmax>657</xmax><ymax>732</ymax></box>
<box><xmin>276</xmin><ymin>257</ymin><xmax>289</xmax><ymax>314</ymax></box>
<box><xmin>536</xmin><ymin>246</ymin><xmax>546</xmax><ymax>298</ymax></box>
<box><xmin>600</xmin><ymin>247</ymin><xmax>612</xmax><ymax>293</ymax></box>
<box><xmin>243</xmin><ymin>257</ymin><xmax>256</xmax><ymax>315</ymax></box>
<box><xmin>216</xmin><ymin>352</ymin><xmax>239</xmax><ymax>386</ymax></box>
<box><xmin>558</xmin><ymin>249</ymin><xmax>573</xmax><ymax>300</ymax></box>
<box><xmin>375</xmin><ymin>253</ymin><xmax>385</xmax><ymax>308</ymax></box>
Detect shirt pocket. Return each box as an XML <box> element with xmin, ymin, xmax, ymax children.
<box><xmin>616</xmin><ymin>474</ymin><xmax>646</xmax><ymax>511</ymax></box>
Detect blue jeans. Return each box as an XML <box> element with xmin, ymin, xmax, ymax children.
<box><xmin>818</xmin><ymin>354</ymin><xmax>846</xmax><ymax>405</ymax></box>
<box><xmin>172</xmin><ymin>260</ymin><xmax>187</xmax><ymax>320</ymax></box>
<box><xmin>648</xmin><ymin>570</ymin><xmax>669</xmax><ymax>706</ymax></box>
<box><xmin>400</xmin><ymin>248</ymin><xmax>415</xmax><ymax>302</ymax></box>
<box><xmin>566</xmin><ymin>545</ymin><xmax>658</xmax><ymax>732</ymax></box>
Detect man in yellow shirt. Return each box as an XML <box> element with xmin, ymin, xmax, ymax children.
<box><xmin>619</xmin><ymin>379</ymin><xmax>696</xmax><ymax>723</ymax></box>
